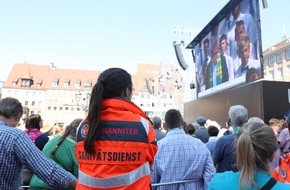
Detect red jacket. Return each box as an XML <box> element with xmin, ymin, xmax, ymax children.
<box><xmin>75</xmin><ymin>98</ymin><xmax>157</xmax><ymax>190</ymax></box>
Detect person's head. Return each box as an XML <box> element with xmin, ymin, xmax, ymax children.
<box><xmin>235</xmin><ymin>20</ymin><xmax>245</xmax><ymax>45</ymax></box>
<box><xmin>232</xmin><ymin>4</ymin><xmax>241</xmax><ymax>20</ymax></box>
<box><xmin>186</xmin><ymin>123</ymin><xmax>195</xmax><ymax>135</ymax></box>
<box><xmin>228</xmin><ymin>105</ymin><xmax>248</xmax><ymax>128</ymax></box>
<box><xmin>248</xmin><ymin>117</ymin><xmax>264</xmax><ymax>124</ymax></box>
<box><xmin>152</xmin><ymin>116</ymin><xmax>162</xmax><ymax>130</ymax></box>
<box><xmin>207</xmin><ymin>125</ymin><xmax>219</xmax><ymax>137</ymax></box>
<box><xmin>164</xmin><ymin>109</ymin><xmax>183</xmax><ymax>130</ymax></box>
<box><xmin>50</xmin><ymin>118</ymin><xmax>82</xmax><ymax>157</ymax></box>
<box><xmin>269</xmin><ymin>118</ymin><xmax>280</xmax><ymax>134</ymax></box>
<box><xmin>0</xmin><ymin>97</ymin><xmax>23</xmax><ymax>127</ymax></box>
<box><xmin>246</xmin><ymin>68</ymin><xmax>260</xmax><ymax>83</ymax></box>
<box><xmin>85</xmin><ymin>68</ymin><xmax>133</xmax><ymax>154</ymax></box>
<box><xmin>237</xmin><ymin>122</ymin><xmax>277</xmax><ymax>190</ymax></box>
<box><xmin>240</xmin><ymin>36</ymin><xmax>251</xmax><ymax>66</ymax></box>
<box><xmin>25</xmin><ymin>114</ymin><xmax>43</xmax><ymax>130</ymax></box>
<box><xmin>197</xmin><ymin>116</ymin><xmax>207</xmax><ymax>126</ymax></box>
<box><xmin>219</xmin><ymin>34</ymin><xmax>227</xmax><ymax>54</ymax></box>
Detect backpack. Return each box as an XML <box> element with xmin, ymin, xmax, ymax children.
<box><xmin>272</xmin><ymin>151</ymin><xmax>290</xmax><ymax>183</ymax></box>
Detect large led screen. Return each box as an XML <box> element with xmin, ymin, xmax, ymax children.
<box><xmin>187</xmin><ymin>0</ymin><xmax>262</xmax><ymax>98</ymax></box>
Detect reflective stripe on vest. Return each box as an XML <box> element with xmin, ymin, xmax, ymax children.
<box><xmin>78</xmin><ymin>162</ymin><xmax>150</xmax><ymax>188</ymax></box>
<box><xmin>140</xmin><ymin>116</ymin><xmax>149</xmax><ymax>135</ymax></box>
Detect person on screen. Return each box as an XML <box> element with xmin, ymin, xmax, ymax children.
<box><xmin>220</xmin><ymin>34</ymin><xmax>234</xmax><ymax>80</ymax></box>
<box><xmin>232</xmin><ymin>3</ymin><xmax>258</xmax><ymax>59</ymax></box>
<box><xmin>201</xmin><ymin>38</ymin><xmax>211</xmax><ymax>91</ymax></box>
<box><xmin>235</xmin><ymin>36</ymin><xmax>260</xmax><ymax>78</ymax></box>
<box><xmin>218</xmin><ymin>13</ymin><xmax>234</xmax><ymax>56</ymax></box>
<box><xmin>209</xmin><ymin>24</ymin><xmax>219</xmax><ymax>56</ymax></box>
<box><xmin>195</xmin><ymin>41</ymin><xmax>205</xmax><ymax>93</ymax></box>
<box><xmin>204</xmin><ymin>42</ymin><xmax>229</xmax><ymax>89</ymax></box>
<box><xmin>232</xmin><ymin>20</ymin><xmax>257</xmax><ymax>74</ymax></box>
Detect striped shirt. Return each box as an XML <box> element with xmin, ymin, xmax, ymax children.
<box><xmin>0</xmin><ymin>120</ymin><xmax>75</xmax><ymax>190</ymax></box>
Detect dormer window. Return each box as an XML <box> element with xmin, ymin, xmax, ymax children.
<box><xmin>64</xmin><ymin>79</ymin><xmax>70</xmax><ymax>88</ymax></box>
<box><xmin>75</xmin><ymin>81</ymin><xmax>81</xmax><ymax>89</ymax></box>
<box><xmin>52</xmin><ymin>79</ymin><xmax>59</xmax><ymax>87</ymax></box>
<box><xmin>84</xmin><ymin>80</ymin><xmax>92</xmax><ymax>91</ymax></box>
<box><xmin>21</xmin><ymin>79</ymin><xmax>33</xmax><ymax>87</ymax></box>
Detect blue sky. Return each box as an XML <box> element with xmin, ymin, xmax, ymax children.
<box><xmin>0</xmin><ymin>0</ymin><xmax>289</xmax><ymax>81</ymax></box>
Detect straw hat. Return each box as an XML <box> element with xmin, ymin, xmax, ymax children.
<box><xmin>41</xmin><ymin>121</ymin><xmax>55</xmax><ymax>134</ymax></box>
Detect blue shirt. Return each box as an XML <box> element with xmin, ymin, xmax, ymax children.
<box><xmin>213</xmin><ymin>134</ymin><xmax>238</xmax><ymax>173</ymax></box>
<box><xmin>151</xmin><ymin>128</ymin><xmax>215</xmax><ymax>190</ymax></box>
<box><xmin>0</xmin><ymin>120</ymin><xmax>75</xmax><ymax>190</ymax></box>
<box><xmin>208</xmin><ymin>171</ymin><xmax>290</xmax><ymax>190</ymax></box>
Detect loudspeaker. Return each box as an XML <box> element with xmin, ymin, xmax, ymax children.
<box><xmin>173</xmin><ymin>41</ymin><xmax>188</xmax><ymax>70</ymax></box>
<box><xmin>190</xmin><ymin>83</ymin><xmax>195</xmax><ymax>89</ymax></box>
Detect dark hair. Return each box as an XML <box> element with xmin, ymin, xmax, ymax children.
<box><xmin>219</xmin><ymin>34</ymin><xmax>227</xmax><ymax>45</ymax></box>
<box><xmin>152</xmin><ymin>116</ymin><xmax>162</xmax><ymax>129</ymax></box>
<box><xmin>25</xmin><ymin>114</ymin><xmax>42</xmax><ymax>130</ymax></box>
<box><xmin>85</xmin><ymin>68</ymin><xmax>133</xmax><ymax>154</ymax></box>
<box><xmin>165</xmin><ymin>109</ymin><xmax>182</xmax><ymax>130</ymax></box>
<box><xmin>207</xmin><ymin>125</ymin><xmax>219</xmax><ymax>136</ymax></box>
<box><xmin>50</xmin><ymin>118</ymin><xmax>82</xmax><ymax>157</ymax></box>
<box><xmin>187</xmin><ymin>124</ymin><xmax>195</xmax><ymax>135</ymax></box>
<box><xmin>0</xmin><ymin>97</ymin><xmax>23</xmax><ymax>119</ymax></box>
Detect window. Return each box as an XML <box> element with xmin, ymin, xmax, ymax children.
<box><xmin>25</xmin><ymin>91</ymin><xmax>29</xmax><ymax>96</ymax></box>
<box><xmin>277</xmin><ymin>52</ymin><xmax>283</xmax><ymax>63</ymax></box>
<box><xmin>146</xmin><ymin>94</ymin><xmax>150</xmax><ymax>98</ymax></box>
<box><xmin>84</xmin><ymin>81</ymin><xmax>92</xmax><ymax>91</ymax></box>
<box><xmin>36</xmin><ymin>83</ymin><xmax>42</xmax><ymax>88</ymax></box>
<box><xmin>32</xmin><ymin>91</ymin><xmax>36</xmax><ymax>96</ymax></box>
<box><xmin>30</xmin><ymin>111</ymin><xmax>34</xmax><ymax>115</ymax></box>
<box><xmin>269</xmin><ymin>70</ymin><xmax>275</xmax><ymax>80</ymax></box>
<box><xmin>268</xmin><ymin>55</ymin><xmax>275</xmax><ymax>66</ymax></box>
<box><xmin>25</xmin><ymin>101</ymin><xmax>28</xmax><ymax>106</ymax></box>
<box><xmin>277</xmin><ymin>67</ymin><xmax>283</xmax><ymax>78</ymax></box>
<box><xmin>38</xmin><ymin>101</ymin><xmax>42</xmax><ymax>106</ymax></box>
<box><xmin>31</xmin><ymin>101</ymin><xmax>35</xmax><ymax>106</ymax></box>
<box><xmin>65</xmin><ymin>107</ymin><xmax>69</xmax><ymax>111</ymax></box>
<box><xmin>59</xmin><ymin>107</ymin><xmax>63</xmax><ymax>110</ymax></box>
<box><xmin>287</xmin><ymin>65</ymin><xmax>290</xmax><ymax>75</ymax></box>
<box><xmin>12</xmin><ymin>82</ymin><xmax>17</xmax><ymax>87</ymax></box>
<box><xmin>52</xmin><ymin>79</ymin><xmax>59</xmax><ymax>87</ymax></box>
<box><xmin>53</xmin><ymin>107</ymin><xmax>57</xmax><ymax>110</ymax></box>
<box><xmin>48</xmin><ymin>106</ymin><xmax>51</xmax><ymax>110</ymax></box>
<box><xmin>75</xmin><ymin>81</ymin><xmax>81</xmax><ymax>89</ymax></box>
<box><xmin>63</xmin><ymin>80</ymin><xmax>70</xmax><ymax>88</ymax></box>
<box><xmin>286</xmin><ymin>48</ymin><xmax>290</xmax><ymax>60</ymax></box>
<box><xmin>21</xmin><ymin>79</ymin><xmax>32</xmax><ymax>87</ymax></box>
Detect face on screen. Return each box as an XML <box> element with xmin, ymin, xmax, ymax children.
<box><xmin>242</xmin><ymin>42</ymin><xmax>250</xmax><ymax>66</ymax></box>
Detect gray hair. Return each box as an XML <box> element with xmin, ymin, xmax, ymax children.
<box><xmin>0</xmin><ymin>97</ymin><xmax>23</xmax><ymax>119</ymax></box>
<box><xmin>152</xmin><ymin>116</ymin><xmax>162</xmax><ymax>129</ymax></box>
<box><xmin>248</xmin><ymin>117</ymin><xmax>264</xmax><ymax>124</ymax></box>
<box><xmin>228</xmin><ymin>105</ymin><xmax>248</xmax><ymax>128</ymax></box>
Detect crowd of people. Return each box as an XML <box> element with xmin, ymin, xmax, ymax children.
<box><xmin>0</xmin><ymin>67</ymin><xmax>289</xmax><ymax>190</ymax></box>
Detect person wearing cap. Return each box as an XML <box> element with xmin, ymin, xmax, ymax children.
<box><xmin>0</xmin><ymin>97</ymin><xmax>76</xmax><ymax>190</ymax></box>
<box><xmin>195</xmin><ymin>116</ymin><xmax>210</xmax><ymax>143</ymax></box>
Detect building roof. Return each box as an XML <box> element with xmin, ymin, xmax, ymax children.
<box><xmin>263</xmin><ymin>38</ymin><xmax>290</xmax><ymax>56</ymax></box>
<box><xmin>4</xmin><ymin>63</ymin><xmax>101</xmax><ymax>90</ymax></box>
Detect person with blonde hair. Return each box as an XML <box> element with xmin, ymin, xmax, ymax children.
<box><xmin>208</xmin><ymin>122</ymin><xmax>290</xmax><ymax>189</ymax></box>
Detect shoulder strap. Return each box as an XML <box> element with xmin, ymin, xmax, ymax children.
<box><xmin>260</xmin><ymin>177</ymin><xmax>277</xmax><ymax>190</ymax></box>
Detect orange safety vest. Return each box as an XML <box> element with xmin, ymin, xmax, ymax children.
<box><xmin>75</xmin><ymin>98</ymin><xmax>157</xmax><ymax>190</ymax></box>
<box><xmin>272</xmin><ymin>152</ymin><xmax>290</xmax><ymax>183</ymax></box>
